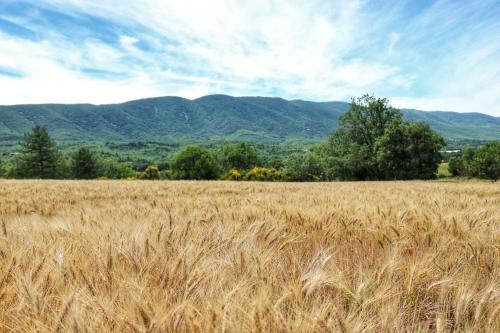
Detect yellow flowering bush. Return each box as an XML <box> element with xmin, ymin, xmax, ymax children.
<box><xmin>243</xmin><ymin>167</ymin><xmax>284</xmax><ymax>181</ymax></box>
<box><xmin>229</xmin><ymin>168</ymin><xmax>241</xmax><ymax>180</ymax></box>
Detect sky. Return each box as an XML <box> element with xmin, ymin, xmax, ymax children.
<box><xmin>0</xmin><ymin>0</ymin><xmax>499</xmax><ymax>115</ymax></box>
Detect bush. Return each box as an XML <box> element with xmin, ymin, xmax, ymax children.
<box><xmin>448</xmin><ymin>147</ymin><xmax>475</xmax><ymax>177</ymax></box>
<box><xmin>244</xmin><ymin>167</ymin><xmax>284</xmax><ymax>181</ymax></box>
<box><xmin>448</xmin><ymin>154</ymin><xmax>465</xmax><ymax>177</ymax></box>
<box><xmin>171</xmin><ymin>146</ymin><xmax>219</xmax><ymax>180</ymax></box>
<box><xmin>222</xmin><ymin>168</ymin><xmax>242</xmax><ymax>181</ymax></box>
<box><xmin>160</xmin><ymin>170</ymin><xmax>172</xmax><ymax>180</ymax></box>
<box><xmin>138</xmin><ymin>166</ymin><xmax>160</xmax><ymax>180</ymax></box>
<box><xmin>100</xmin><ymin>161</ymin><xmax>137</xmax><ymax>179</ymax></box>
<box><xmin>2</xmin><ymin>164</ymin><xmax>16</xmax><ymax>179</ymax></box>
<box><xmin>436</xmin><ymin>163</ymin><xmax>452</xmax><ymax>178</ymax></box>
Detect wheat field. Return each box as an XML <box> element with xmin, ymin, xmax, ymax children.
<box><xmin>0</xmin><ymin>180</ymin><xmax>498</xmax><ymax>332</ymax></box>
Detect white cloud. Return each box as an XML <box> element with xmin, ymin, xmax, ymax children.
<box><xmin>387</xmin><ymin>33</ymin><xmax>399</xmax><ymax>55</ymax></box>
<box><xmin>0</xmin><ymin>0</ymin><xmax>499</xmax><ymax>115</ymax></box>
<box><xmin>0</xmin><ymin>32</ymin><xmax>163</xmax><ymax>104</ymax></box>
<box><xmin>1</xmin><ymin>0</ymin><xmax>408</xmax><ymax>103</ymax></box>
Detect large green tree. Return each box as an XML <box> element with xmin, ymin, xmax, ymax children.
<box><xmin>470</xmin><ymin>142</ymin><xmax>500</xmax><ymax>180</ymax></box>
<box><xmin>216</xmin><ymin>142</ymin><xmax>259</xmax><ymax>171</ymax></box>
<box><xmin>171</xmin><ymin>146</ymin><xmax>219</xmax><ymax>180</ymax></box>
<box><xmin>323</xmin><ymin>95</ymin><xmax>402</xmax><ymax>180</ymax></box>
<box><xmin>322</xmin><ymin>95</ymin><xmax>444</xmax><ymax>180</ymax></box>
<box><xmin>340</xmin><ymin>94</ymin><xmax>402</xmax><ymax>150</ymax></box>
<box><xmin>376</xmin><ymin>121</ymin><xmax>445</xmax><ymax>179</ymax></box>
<box><xmin>72</xmin><ymin>147</ymin><xmax>99</xmax><ymax>179</ymax></box>
<box><xmin>17</xmin><ymin>126</ymin><xmax>59</xmax><ymax>179</ymax></box>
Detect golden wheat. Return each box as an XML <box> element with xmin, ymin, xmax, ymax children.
<box><xmin>0</xmin><ymin>179</ymin><xmax>499</xmax><ymax>332</ymax></box>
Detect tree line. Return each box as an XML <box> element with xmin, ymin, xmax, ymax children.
<box><xmin>448</xmin><ymin>143</ymin><xmax>500</xmax><ymax>180</ymax></box>
<box><xmin>1</xmin><ymin>95</ymin><xmax>498</xmax><ymax>181</ymax></box>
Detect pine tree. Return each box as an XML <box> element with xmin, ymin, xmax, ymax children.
<box><xmin>17</xmin><ymin>126</ymin><xmax>58</xmax><ymax>179</ymax></box>
<box><xmin>72</xmin><ymin>147</ymin><xmax>99</xmax><ymax>179</ymax></box>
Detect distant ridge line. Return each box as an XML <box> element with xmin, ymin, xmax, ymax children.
<box><xmin>0</xmin><ymin>95</ymin><xmax>499</xmax><ymax>142</ymax></box>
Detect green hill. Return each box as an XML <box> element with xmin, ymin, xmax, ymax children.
<box><xmin>1</xmin><ymin>95</ymin><xmax>499</xmax><ymax>144</ymax></box>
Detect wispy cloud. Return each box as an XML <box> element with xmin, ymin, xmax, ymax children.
<box><xmin>0</xmin><ymin>0</ymin><xmax>499</xmax><ymax>115</ymax></box>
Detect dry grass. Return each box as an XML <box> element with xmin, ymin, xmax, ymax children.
<box><xmin>0</xmin><ymin>179</ymin><xmax>499</xmax><ymax>332</ymax></box>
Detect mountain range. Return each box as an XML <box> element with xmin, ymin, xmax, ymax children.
<box><xmin>1</xmin><ymin>95</ymin><xmax>499</xmax><ymax>143</ymax></box>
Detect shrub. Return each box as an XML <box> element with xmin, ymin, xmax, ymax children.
<box><xmin>436</xmin><ymin>163</ymin><xmax>452</xmax><ymax>178</ymax></box>
<box><xmin>160</xmin><ymin>170</ymin><xmax>172</xmax><ymax>180</ymax></box>
<box><xmin>448</xmin><ymin>147</ymin><xmax>475</xmax><ymax>177</ymax></box>
<box><xmin>222</xmin><ymin>168</ymin><xmax>242</xmax><ymax>181</ymax></box>
<box><xmin>100</xmin><ymin>161</ymin><xmax>137</xmax><ymax>179</ymax></box>
<box><xmin>139</xmin><ymin>166</ymin><xmax>160</xmax><ymax>180</ymax></box>
<box><xmin>448</xmin><ymin>154</ymin><xmax>465</xmax><ymax>177</ymax></box>
<box><xmin>244</xmin><ymin>167</ymin><xmax>284</xmax><ymax>181</ymax></box>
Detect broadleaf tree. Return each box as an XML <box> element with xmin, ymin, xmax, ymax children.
<box><xmin>322</xmin><ymin>95</ymin><xmax>444</xmax><ymax>180</ymax></box>
<box><xmin>171</xmin><ymin>146</ymin><xmax>219</xmax><ymax>180</ymax></box>
<box><xmin>216</xmin><ymin>142</ymin><xmax>259</xmax><ymax>172</ymax></box>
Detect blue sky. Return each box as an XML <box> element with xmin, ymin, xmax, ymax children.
<box><xmin>0</xmin><ymin>0</ymin><xmax>499</xmax><ymax>115</ymax></box>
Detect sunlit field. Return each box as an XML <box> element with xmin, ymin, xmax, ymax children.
<box><xmin>0</xmin><ymin>180</ymin><xmax>499</xmax><ymax>332</ymax></box>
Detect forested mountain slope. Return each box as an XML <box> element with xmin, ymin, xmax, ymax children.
<box><xmin>1</xmin><ymin>95</ymin><xmax>499</xmax><ymax>143</ymax></box>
